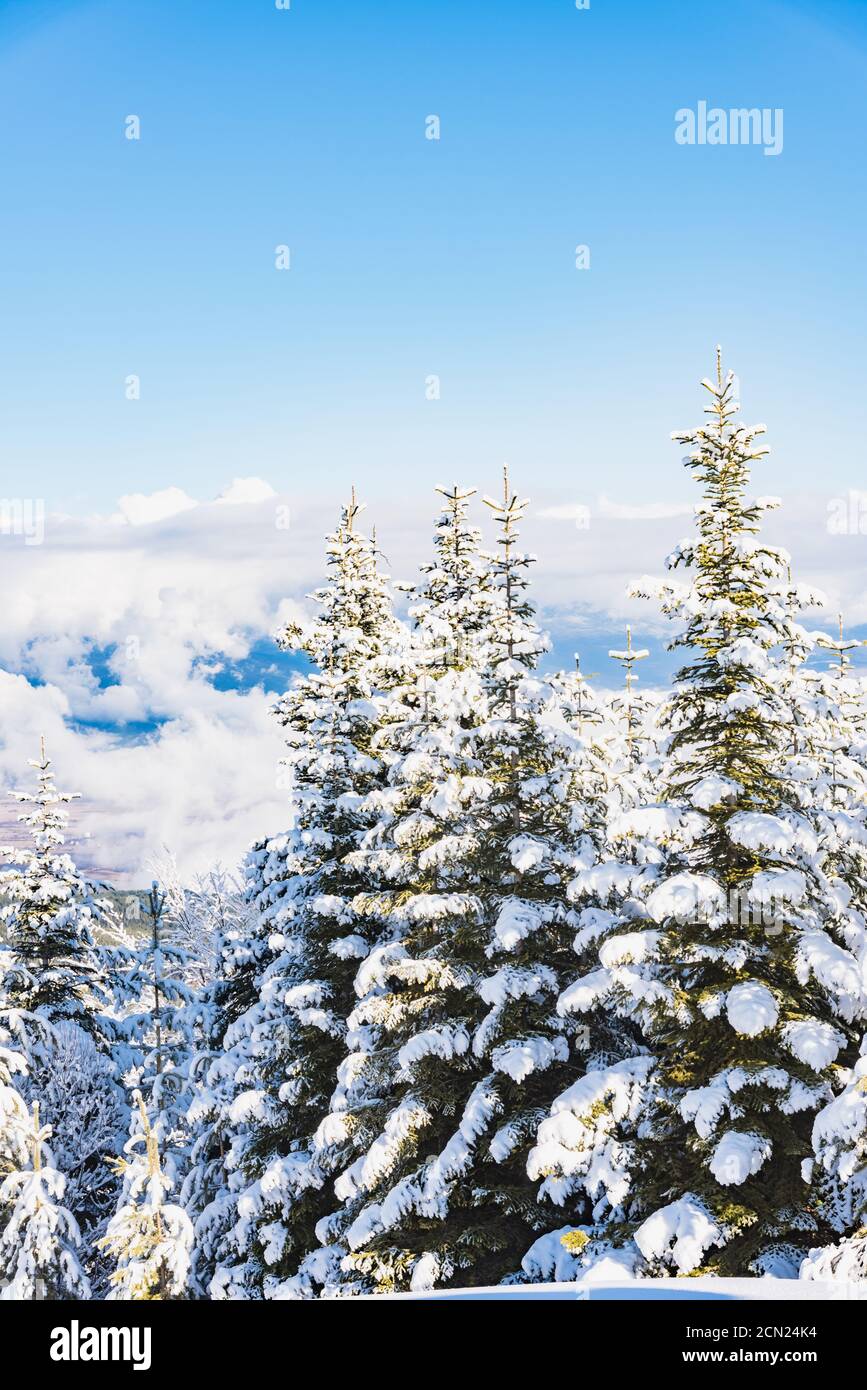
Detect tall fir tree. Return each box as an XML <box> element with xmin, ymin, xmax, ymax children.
<box><xmin>24</xmin><ymin>1021</ymin><xmax>127</xmax><ymax>1296</ymax></box>
<box><xmin>178</xmin><ymin>869</ymin><xmax>259</xmax><ymax>1297</ymax></box>
<box><xmin>0</xmin><ymin>742</ymin><xmax>106</xmax><ymax>1029</ymax></box>
<box><xmin>100</xmin><ymin>1093</ymin><xmax>193</xmax><ymax>1300</ymax></box>
<box><xmin>528</xmin><ymin>355</ymin><xmax>867</xmax><ymax>1280</ymax></box>
<box><xmin>0</xmin><ymin>1102</ymin><xmax>90</xmax><ymax>1300</ymax></box>
<box><xmin>280</xmin><ymin>483</ymin><xmax>500</xmax><ymax>1294</ymax></box>
<box><xmin>786</xmin><ymin>620</ymin><xmax>867</xmax><ymax>1279</ymax></box>
<box><xmin>0</xmin><ymin>1014</ymin><xmax>30</xmax><ymax>1185</ymax></box>
<box><xmin>200</xmin><ymin>494</ymin><xmax>410</xmax><ymax>1298</ymax></box>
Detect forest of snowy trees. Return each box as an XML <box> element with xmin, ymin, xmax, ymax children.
<box><xmin>2</xmin><ymin>355</ymin><xmax>867</xmax><ymax>1299</ymax></box>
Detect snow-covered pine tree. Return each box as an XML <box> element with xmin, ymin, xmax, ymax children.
<box><xmin>181</xmin><ymin>1028</ymin><xmax>247</xmax><ymax>1298</ymax></box>
<box><xmin>176</xmin><ymin>866</ymin><xmax>259</xmax><ymax>1297</ymax></box>
<box><xmin>566</xmin><ymin>654</ymin><xmax>605</xmax><ymax>741</ymax></box>
<box><xmin>507</xmin><ymin>594</ymin><xmax>682</xmax><ymax>1288</ymax></box>
<box><xmin>152</xmin><ymin>856</ymin><xmax>252</xmax><ymax>991</ymax></box>
<box><xmin>117</xmin><ymin>892</ymin><xmax>201</xmax><ymax>1290</ymax></box>
<box><xmin>0</xmin><ymin>1014</ymin><xmax>29</xmax><ymax>1185</ymax></box>
<box><xmin>106</xmin><ymin>884</ymin><xmax>196</xmax><ymax>1153</ymax></box>
<box><xmin>521</xmin><ymin>658</ymin><xmax>689</xmax><ymax>1282</ymax></box>
<box><xmin>607</xmin><ymin>626</ymin><xmax>650</xmax><ymax>769</ymax></box>
<box><xmin>0</xmin><ymin>745</ymin><xmax>132</xmax><ymax>1289</ymax></box>
<box><xmin>305</xmin><ymin>472</ymin><xmax>612</xmax><ymax>1295</ymax></box>
<box><xmin>90</xmin><ymin>873</ymin><xmax>199</xmax><ymax>1300</ymax></box>
<box><xmin>178</xmin><ymin>877</ymin><xmax>268</xmax><ymax>1299</ymax></box>
<box><xmin>804</xmin><ymin>616</ymin><xmax>867</xmax><ymax>812</ymax></box>
<box><xmin>800</xmin><ymin>1030</ymin><xmax>867</xmax><ymax>1283</ymax></box>
<box><xmin>136</xmin><ymin>883</ymin><xmax>196</xmax><ymax>1142</ymax></box>
<box><xmin>784</xmin><ymin>618</ymin><xmax>867</xmax><ymax>1280</ymax></box>
<box><xmin>407</xmin><ymin>482</ymin><xmax>495</xmax><ymax>670</ymax></box>
<box><xmin>741</xmin><ymin>571</ymin><xmax>867</xmax><ymax>1278</ymax></box>
<box><xmin>199</xmin><ymin>493</ymin><xmax>410</xmax><ymax>1298</ymax></box>
<box><xmin>276</xmin><ymin>482</ymin><xmax>499</xmax><ymax>1294</ymax></box>
<box><xmin>0</xmin><ymin>1101</ymin><xmax>90</xmax><ymax>1300</ymax></box>
<box><xmin>0</xmin><ymin>741</ymin><xmax>106</xmax><ymax>1028</ymax></box>
<box><xmin>22</xmin><ymin>1021</ymin><xmax>126</xmax><ymax>1292</ymax></box>
<box><xmin>530</xmin><ymin>353</ymin><xmax>867</xmax><ymax>1281</ymax></box>
<box><xmin>100</xmin><ymin>1093</ymin><xmax>193</xmax><ymax>1299</ymax></box>
<box><xmin>596</xmin><ymin>628</ymin><xmax>668</xmax><ymax>842</ymax></box>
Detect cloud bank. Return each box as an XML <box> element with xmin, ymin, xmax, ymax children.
<box><xmin>0</xmin><ymin>477</ymin><xmax>861</xmax><ymax>884</ymax></box>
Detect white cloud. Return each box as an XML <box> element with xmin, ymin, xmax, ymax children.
<box><xmin>536</xmin><ymin>495</ymin><xmax>693</xmax><ymax>525</ymax></box>
<box><xmin>0</xmin><ymin>673</ymin><xmax>287</xmax><ymax>890</ymax></box>
<box><xmin>113</xmin><ymin>486</ymin><xmax>199</xmax><ymax>526</ymax></box>
<box><xmin>596</xmin><ymin>495</ymin><xmax>694</xmax><ymax>521</ymax></box>
<box><xmin>216</xmin><ymin>477</ymin><xmax>278</xmax><ymax>506</ymax></box>
<box><xmin>536</xmin><ymin>503</ymin><xmax>592</xmax><ymax>525</ymax></box>
<box><xmin>0</xmin><ymin>479</ymin><xmax>324</xmax><ymax>884</ymax></box>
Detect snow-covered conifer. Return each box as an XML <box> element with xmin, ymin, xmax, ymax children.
<box><xmin>152</xmin><ymin>856</ymin><xmax>252</xmax><ymax>991</ymax></box>
<box><xmin>100</xmin><ymin>1092</ymin><xmax>192</xmax><ymax>1299</ymax></box>
<box><xmin>23</xmin><ymin>1022</ymin><xmax>126</xmax><ymax>1277</ymax></box>
<box><xmin>0</xmin><ymin>1101</ymin><xmax>90</xmax><ymax>1300</ymax></box>
<box><xmin>407</xmin><ymin>482</ymin><xmax>495</xmax><ymax>669</ymax></box>
<box><xmin>0</xmin><ymin>742</ymin><xmax>106</xmax><ymax>1029</ymax></box>
<box><xmin>530</xmin><ymin>354</ymin><xmax>867</xmax><ymax>1281</ymax></box>
<box><xmin>199</xmin><ymin>494</ymin><xmax>410</xmax><ymax>1298</ymax></box>
<box><xmin>0</xmin><ymin>1014</ymin><xmax>29</xmax><ymax>1183</ymax></box>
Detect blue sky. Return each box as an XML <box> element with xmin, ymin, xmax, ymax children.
<box><xmin>2</xmin><ymin>0</ymin><xmax>866</xmax><ymax>515</ymax></box>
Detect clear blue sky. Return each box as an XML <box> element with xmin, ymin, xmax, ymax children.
<box><xmin>1</xmin><ymin>0</ymin><xmax>866</xmax><ymax>514</ymax></box>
